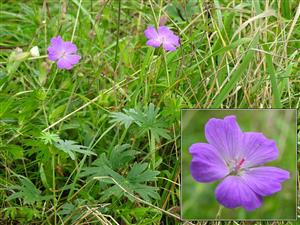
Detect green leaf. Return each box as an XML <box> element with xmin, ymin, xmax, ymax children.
<box><xmin>99</xmin><ymin>163</ymin><xmax>160</xmax><ymax>203</ymax></box>
<box><xmin>263</xmin><ymin>44</ymin><xmax>282</xmax><ymax>108</ymax></box>
<box><xmin>211</xmin><ymin>33</ymin><xmax>260</xmax><ymax>107</ymax></box>
<box><xmin>109</xmin><ymin>144</ymin><xmax>139</xmax><ymax>170</ymax></box>
<box><xmin>127</xmin><ymin>163</ymin><xmax>159</xmax><ymax>184</ymax></box>
<box><xmin>82</xmin><ymin>145</ymin><xmax>160</xmax><ymax>202</ymax></box>
<box><xmin>110</xmin><ymin>109</ymin><xmax>136</xmax><ymax>129</ymax></box>
<box><xmin>80</xmin><ymin>144</ymin><xmax>137</xmax><ymax>177</ymax></box>
<box><xmin>55</xmin><ymin>139</ymin><xmax>96</xmax><ymax>160</ymax></box>
<box><xmin>79</xmin><ymin>153</ymin><xmax>113</xmax><ymax>178</ymax></box>
<box><xmin>5</xmin><ymin>144</ymin><xmax>24</xmax><ymax>160</ymax></box>
<box><xmin>0</xmin><ymin>99</ymin><xmax>13</xmax><ymax>118</ymax></box>
<box><xmin>7</xmin><ymin>50</ymin><xmax>30</xmax><ymax>75</ymax></box>
<box><xmin>39</xmin><ymin>132</ymin><xmax>60</xmax><ymax>145</ymax></box>
<box><xmin>4</xmin><ymin>207</ymin><xmax>41</xmax><ymax>222</ymax></box>
<box><xmin>110</xmin><ymin>103</ymin><xmax>170</xmax><ymax>140</ymax></box>
<box><xmin>6</xmin><ymin>177</ymin><xmax>51</xmax><ymax>204</ymax></box>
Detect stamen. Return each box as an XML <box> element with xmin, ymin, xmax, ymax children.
<box><xmin>236</xmin><ymin>158</ymin><xmax>245</xmax><ymax>170</ymax></box>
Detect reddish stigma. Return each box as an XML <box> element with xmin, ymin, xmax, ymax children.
<box><xmin>236</xmin><ymin>158</ymin><xmax>245</xmax><ymax>170</ymax></box>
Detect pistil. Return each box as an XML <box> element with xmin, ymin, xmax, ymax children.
<box><xmin>235</xmin><ymin>158</ymin><xmax>245</xmax><ymax>171</ymax></box>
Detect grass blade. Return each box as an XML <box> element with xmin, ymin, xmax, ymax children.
<box><xmin>263</xmin><ymin>45</ymin><xmax>282</xmax><ymax>108</ymax></box>
<box><xmin>211</xmin><ymin>33</ymin><xmax>260</xmax><ymax>108</ymax></box>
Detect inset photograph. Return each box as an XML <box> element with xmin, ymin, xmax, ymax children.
<box><xmin>181</xmin><ymin>109</ymin><xmax>297</xmax><ymax>220</ymax></box>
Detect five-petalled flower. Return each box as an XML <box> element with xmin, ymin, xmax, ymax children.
<box><xmin>189</xmin><ymin>115</ymin><xmax>289</xmax><ymax>211</ymax></box>
<box><xmin>144</xmin><ymin>26</ymin><xmax>180</xmax><ymax>51</ymax></box>
<box><xmin>47</xmin><ymin>36</ymin><xmax>81</xmax><ymax>70</ymax></box>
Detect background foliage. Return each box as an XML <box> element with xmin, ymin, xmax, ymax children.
<box><xmin>0</xmin><ymin>0</ymin><xmax>299</xmax><ymax>224</ymax></box>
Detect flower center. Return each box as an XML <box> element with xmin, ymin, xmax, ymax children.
<box><xmin>58</xmin><ymin>50</ymin><xmax>67</xmax><ymax>59</ymax></box>
<box><xmin>159</xmin><ymin>36</ymin><xmax>166</xmax><ymax>43</ymax></box>
<box><xmin>229</xmin><ymin>158</ymin><xmax>246</xmax><ymax>175</ymax></box>
<box><xmin>235</xmin><ymin>158</ymin><xmax>245</xmax><ymax>171</ymax></box>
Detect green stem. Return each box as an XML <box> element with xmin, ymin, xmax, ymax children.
<box><xmin>118</xmin><ymin>127</ymin><xmax>128</xmax><ymax>145</ymax></box>
<box><xmin>114</xmin><ymin>0</ymin><xmax>121</xmax><ymax>71</ymax></box>
<box><xmin>149</xmin><ymin>131</ymin><xmax>156</xmax><ymax>169</ymax></box>
<box><xmin>216</xmin><ymin>205</ymin><xmax>223</xmax><ymax>219</ymax></box>
<box><xmin>51</xmin><ymin>149</ymin><xmax>57</xmax><ymax>225</ymax></box>
<box><xmin>162</xmin><ymin>50</ymin><xmax>170</xmax><ymax>88</ymax></box>
<box><xmin>46</xmin><ymin>67</ymin><xmax>58</xmax><ymax>95</ymax></box>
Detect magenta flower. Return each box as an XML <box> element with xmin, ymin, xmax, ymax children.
<box><xmin>189</xmin><ymin>115</ymin><xmax>289</xmax><ymax>211</ymax></box>
<box><xmin>47</xmin><ymin>36</ymin><xmax>81</xmax><ymax>70</ymax></box>
<box><xmin>144</xmin><ymin>26</ymin><xmax>180</xmax><ymax>51</ymax></box>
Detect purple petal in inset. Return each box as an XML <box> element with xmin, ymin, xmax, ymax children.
<box><xmin>241</xmin><ymin>132</ymin><xmax>278</xmax><ymax>167</ymax></box>
<box><xmin>189</xmin><ymin>143</ymin><xmax>229</xmax><ymax>183</ymax></box>
<box><xmin>215</xmin><ymin>176</ymin><xmax>263</xmax><ymax>211</ymax></box>
<box><xmin>205</xmin><ymin>115</ymin><xmax>243</xmax><ymax>161</ymax></box>
<box><xmin>241</xmin><ymin>166</ymin><xmax>289</xmax><ymax>196</ymax></box>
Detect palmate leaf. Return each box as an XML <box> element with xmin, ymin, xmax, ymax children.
<box><xmin>55</xmin><ymin>139</ymin><xmax>96</xmax><ymax>160</ymax></box>
<box><xmin>100</xmin><ymin>163</ymin><xmax>160</xmax><ymax>203</ymax></box>
<box><xmin>80</xmin><ymin>144</ymin><xmax>138</xmax><ymax>178</ymax></box>
<box><xmin>79</xmin><ymin>153</ymin><xmax>112</xmax><ymax>178</ymax></box>
<box><xmin>125</xmin><ymin>163</ymin><xmax>160</xmax><ymax>202</ymax></box>
<box><xmin>109</xmin><ymin>144</ymin><xmax>139</xmax><ymax>170</ymax></box>
<box><xmin>109</xmin><ymin>103</ymin><xmax>171</xmax><ymax>140</ymax></box>
<box><xmin>81</xmin><ymin>145</ymin><xmax>160</xmax><ymax>202</ymax></box>
<box><xmin>109</xmin><ymin>109</ymin><xmax>137</xmax><ymax>129</ymax></box>
<box><xmin>39</xmin><ymin>132</ymin><xmax>60</xmax><ymax>145</ymax></box>
<box><xmin>39</xmin><ymin>132</ymin><xmax>96</xmax><ymax>160</ymax></box>
<box><xmin>127</xmin><ymin>163</ymin><xmax>159</xmax><ymax>183</ymax></box>
<box><xmin>6</xmin><ymin>177</ymin><xmax>51</xmax><ymax>204</ymax></box>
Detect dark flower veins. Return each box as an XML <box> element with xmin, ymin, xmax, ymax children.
<box><xmin>189</xmin><ymin>115</ymin><xmax>289</xmax><ymax>211</ymax></box>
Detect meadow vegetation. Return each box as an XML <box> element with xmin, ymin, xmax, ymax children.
<box><xmin>0</xmin><ymin>0</ymin><xmax>299</xmax><ymax>224</ymax></box>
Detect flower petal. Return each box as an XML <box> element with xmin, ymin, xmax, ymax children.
<box><xmin>170</xmin><ymin>34</ymin><xmax>180</xmax><ymax>47</ymax></box>
<box><xmin>158</xmin><ymin>26</ymin><xmax>174</xmax><ymax>37</ymax></box>
<box><xmin>63</xmin><ymin>41</ymin><xmax>78</xmax><ymax>54</ymax></box>
<box><xmin>205</xmin><ymin>115</ymin><xmax>243</xmax><ymax>161</ymax></box>
<box><xmin>48</xmin><ymin>36</ymin><xmax>64</xmax><ymax>61</ymax></box>
<box><xmin>241</xmin><ymin>166</ymin><xmax>289</xmax><ymax>196</ymax></box>
<box><xmin>162</xmin><ymin>42</ymin><xmax>176</xmax><ymax>51</ymax></box>
<box><xmin>146</xmin><ymin>39</ymin><xmax>161</xmax><ymax>48</ymax></box>
<box><xmin>50</xmin><ymin>36</ymin><xmax>63</xmax><ymax>47</ymax></box>
<box><xmin>57</xmin><ymin>54</ymin><xmax>81</xmax><ymax>70</ymax></box>
<box><xmin>215</xmin><ymin>176</ymin><xmax>263</xmax><ymax>211</ymax></box>
<box><xmin>189</xmin><ymin>143</ymin><xmax>229</xmax><ymax>183</ymax></box>
<box><xmin>158</xmin><ymin>26</ymin><xmax>180</xmax><ymax>50</ymax></box>
<box><xmin>47</xmin><ymin>48</ymin><xmax>60</xmax><ymax>61</ymax></box>
<box><xmin>241</xmin><ymin>132</ymin><xmax>278</xmax><ymax>167</ymax></box>
<box><xmin>144</xmin><ymin>26</ymin><xmax>159</xmax><ymax>39</ymax></box>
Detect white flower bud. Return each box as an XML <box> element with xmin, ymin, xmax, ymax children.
<box><xmin>30</xmin><ymin>46</ymin><xmax>40</xmax><ymax>57</ymax></box>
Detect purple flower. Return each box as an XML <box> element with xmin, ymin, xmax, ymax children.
<box><xmin>189</xmin><ymin>115</ymin><xmax>289</xmax><ymax>211</ymax></box>
<box><xmin>144</xmin><ymin>26</ymin><xmax>180</xmax><ymax>51</ymax></box>
<box><xmin>47</xmin><ymin>36</ymin><xmax>81</xmax><ymax>70</ymax></box>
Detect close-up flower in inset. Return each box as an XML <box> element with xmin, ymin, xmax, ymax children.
<box><xmin>189</xmin><ymin>115</ymin><xmax>289</xmax><ymax>211</ymax></box>
<box><xmin>144</xmin><ymin>26</ymin><xmax>180</xmax><ymax>51</ymax></box>
<box><xmin>47</xmin><ymin>36</ymin><xmax>81</xmax><ymax>70</ymax></box>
